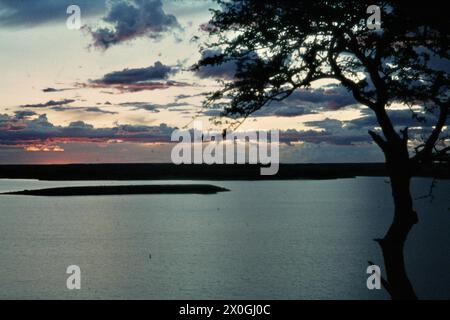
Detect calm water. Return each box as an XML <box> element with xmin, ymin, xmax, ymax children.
<box><xmin>0</xmin><ymin>178</ymin><xmax>449</xmax><ymax>300</ymax></box>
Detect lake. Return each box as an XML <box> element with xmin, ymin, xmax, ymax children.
<box><xmin>0</xmin><ymin>177</ymin><xmax>448</xmax><ymax>299</ymax></box>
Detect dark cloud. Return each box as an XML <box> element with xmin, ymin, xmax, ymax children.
<box><xmin>202</xmin><ymin>109</ymin><xmax>222</xmax><ymax>117</ymax></box>
<box><xmin>20</xmin><ymin>99</ymin><xmax>76</xmax><ymax>108</ymax></box>
<box><xmin>119</xmin><ymin>102</ymin><xmax>160</xmax><ymax>113</ymax></box>
<box><xmin>174</xmin><ymin>94</ymin><xmax>193</xmax><ymax>100</ymax></box>
<box><xmin>202</xmin><ymin>85</ymin><xmax>355</xmax><ymax>118</ymax></box>
<box><xmin>203</xmin><ymin>104</ymin><xmax>316</xmax><ymax>118</ymax></box>
<box><xmin>0</xmin><ymin>0</ymin><xmax>105</xmax><ymax>27</ymax></box>
<box><xmin>0</xmin><ymin>113</ymin><xmax>175</xmax><ymax>148</ymax></box>
<box><xmin>254</xmin><ymin>104</ymin><xmax>316</xmax><ymax>118</ymax></box>
<box><xmin>0</xmin><ymin>110</ymin><xmax>372</xmax><ymax>150</ymax></box>
<box><xmin>272</xmin><ymin>107</ymin><xmax>314</xmax><ymax>117</ymax></box>
<box><xmin>42</xmin><ymin>88</ymin><xmax>59</xmax><ymax>93</ymax></box>
<box><xmin>119</xmin><ymin>101</ymin><xmax>187</xmax><ymax>113</ymax></box>
<box><xmin>415</xmin><ymin>48</ymin><xmax>450</xmax><ymax>73</ymax></box>
<box><xmin>51</xmin><ymin>106</ymin><xmax>118</xmax><ymax>115</ymax></box>
<box><xmin>346</xmin><ymin>108</ymin><xmax>447</xmax><ymax>130</ymax></box>
<box><xmin>279</xmin><ymin>127</ymin><xmax>373</xmax><ymax>146</ymax></box>
<box><xmin>85</xmin><ymin>107</ymin><xmax>117</xmax><ymax>114</ymax></box>
<box><xmin>86</xmin><ymin>0</ymin><xmax>181</xmax><ymax>50</ymax></box>
<box><xmin>42</xmin><ymin>87</ymin><xmax>72</xmax><ymax>93</ymax></box>
<box><xmin>194</xmin><ymin>49</ymin><xmax>237</xmax><ymax>80</ymax></box>
<box><xmin>96</xmin><ymin>61</ymin><xmax>175</xmax><ymax>84</ymax></box>
<box><xmin>174</xmin><ymin>92</ymin><xmax>207</xmax><ymax>101</ymax></box>
<box><xmin>85</xmin><ymin>61</ymin><xmax>187</xmax><ymax>93</ymax></box>
<box><xmin>298</xmin><ymin>107</ymin><xmax>450</xmax><ymax>147</ymax></box>
<box><xmin>17</xmin><ymin>99</ymin><xmax>117</xmax><ymax>115</ymax></box>
<box><xmin>14</xmin><ymin>110</ymin><xmax>38</xmax><ymax>119</ymax></box>
<box><xmin>279</xmin><ymin>86</ymin><xmax>357</xmax><ymax>111</ymax></box>
<box><xmin>83</xmin><ymin>80</ymin><xmax>189</xmax><ymax>93</ymax></box>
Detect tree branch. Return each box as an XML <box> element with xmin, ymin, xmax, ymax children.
<box><xmin>414</xmin><ymin>100</ymin><xmax>449</xmax><ymax>164</ymax></box>
<box><xmin>368</xmin><ymin>130</ymin><xmax>387</xmax><ymax>151</ymax></box>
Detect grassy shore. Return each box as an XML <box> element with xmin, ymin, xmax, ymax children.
<box><xmin>0</xmin><ymin>163</ymin><xmax>448</xmax><ymax>180</ymax></box>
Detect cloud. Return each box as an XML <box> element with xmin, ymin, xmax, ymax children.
<box><xmin>0</xmin><ymin>110</ymin><xmax>372</xmax><ymax>152</ymax></box>
<box><xmin>14</xmin><ymin>110</ymin><xmax>38</xmax><ymax>119</ymax></box>
<box><xmin>86</xmin><ymin>0</ymin><xmax>181</xmax><ymax>50</ymax></box>
<box><xmin>346</xmin><ymin>108</ymin><xmax>448</xmax><ymax>130</ymax></box>
<box><xmin>85</xmin><ymin>107</ymin><xmax>117</xmax><ymax>114</ymax></box>
<box><xmin>298</xmin><ymin>107</ymin><xmax>450</xmax><ymax>147</ymax></box>
<box><xmin>174</xmin><ymin>94</ymin><xmax>192</xmax><ymax>100</ymax></box>
<box><xmin>174</xmin><ymin>93</ymin><xmax>208</xmax><ymax>101</ymax></box>
<box><xmin>51</xmin><ymin>106</ymin><xmax>118</xmax><ymax>115</ymax></box>
<box><xmin>279</xmin><ymin>86</ymin><xmax>357</xmax><ymax>111</ymax></box>
<box><xmin>202</xmin><ymin>85</ymin><xmax>356</xmax><ymax>118</ymax></box>
<box><xmin>119</xmin><ymin>101</ymin><xmax>187</xmax><ymax>113</ymax></box>
<box><xmin>17</xmin><ymin>99</ymin><xmax>117</xmax><ymax>115</ymax></box>
<box><xmin>193</xmin><ymin>49</ymin><xmax>237</xmax><ymax>80</ymax></box>
<box><xmin>253</xmin><ymin>104</ymin><xmax>316</xmax><ymax>118</ymax></box>
<box><xmin>97</xmin><ymin>61</ymin><xmax>174</xmax><ymax>84</ymax></box>
<box><xmin>272</xmin><ymin>107</ymin><xmax>315</xmax><ymax>118</ymax></box>
<box><xmin>85</xmin><ymin>61</ymin><xmax>187</xmax><ymax>92</ymax></box>
<box><xmin>119</xmin><ymin>102</ymin><xmax>160</xmax><ymax>113</ymax></box>
<box><xmin>84</xmin><ymin>81</ymin><xmax>189</xmax><ymax>93</ymax></box>
<box><xmin>25</xmin><ymin>144</ymin><xmax>64</xmax><ymax>152</ymax></box>
<box><xmin>20</xmin><ymin>99</ymin><xmax>76</xmax><ymax>108</ymax></box>
<box><xmin>0</xmin><ymin>0</ymin><xmax>105</xmax><ymax>27</ymax></box>
<box><xmin>0</xmin><ymin>112</ymin><xmax>176</xmax><ymax>150</ymax></box>
<box><xmin>279</xmin><ymin>127</ymin><xmax>373</xmax><ymax>146</ymax></box>
<box><xmin>42</xmin><ymin>87</ymin><xmax>73</xmax><ymax>93</ymax></box>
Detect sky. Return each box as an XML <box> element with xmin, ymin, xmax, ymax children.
<box><xmin>0</xmin><ymin>0</ymin><xmax>442</xmax><ymax>164</ymax></box>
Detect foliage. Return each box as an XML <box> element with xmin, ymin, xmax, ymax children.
<box><xmin>195</xmin><ymin>0</ymin><xmax>450</xmax><ymax>164</ymax></box>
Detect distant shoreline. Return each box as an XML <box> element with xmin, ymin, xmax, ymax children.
<box><xmin>0</xmin><ymin>163</ymin><xmax>448</xmax><ymax>181</ymax></box>
<box><xmin>1</xmin><ymin>184</ymin><xmax>230</xmax><ymax>196</ymax></box>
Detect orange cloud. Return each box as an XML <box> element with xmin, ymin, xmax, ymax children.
<box><xmin>25</xmin><ymin>144</ymin><xmax>65</xmax><ymax>152</ymax></box>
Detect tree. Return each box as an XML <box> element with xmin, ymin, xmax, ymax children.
<box><xmin>195</xmin><ymin>0</ymin><xmax>450</xmax><ymax>299</ymax></box>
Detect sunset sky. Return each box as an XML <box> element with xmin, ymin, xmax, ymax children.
<box><xmin>1</xmin><ymin>0</ymin><xmax>441</xmax><ymax>164</ymax></box>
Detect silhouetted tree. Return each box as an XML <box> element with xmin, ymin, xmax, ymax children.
<box><xmin>196</xmin><ymin>0</ymin><xmax>450</xmax><ymax>299</ymax></box>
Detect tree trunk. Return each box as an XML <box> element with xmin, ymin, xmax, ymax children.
<box><xmin>377</xmin><ymin>143</ymin><xmax>419</xmax><ymax>299</ymax></box>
